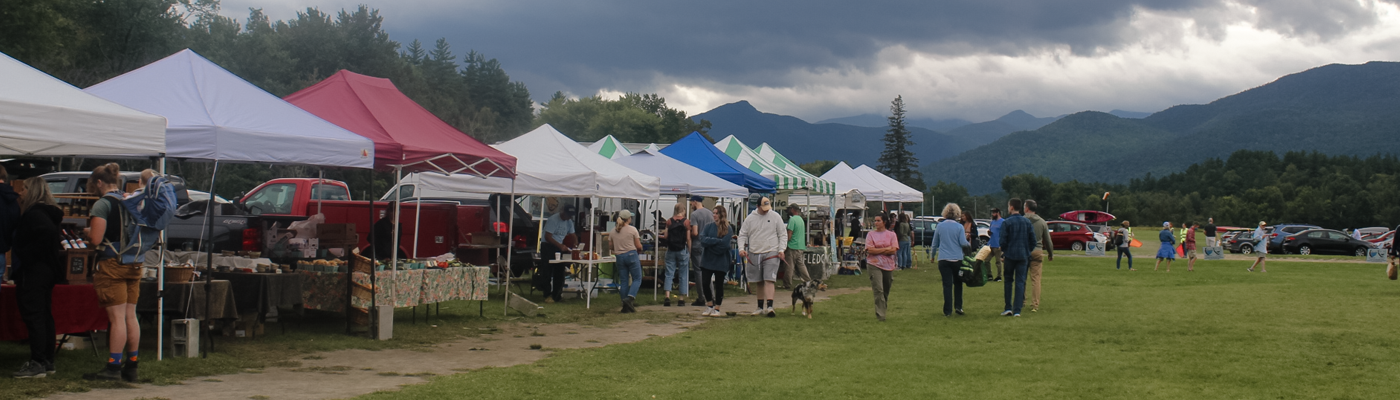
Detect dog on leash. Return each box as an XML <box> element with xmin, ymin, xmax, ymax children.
<box><xmin>791</xmin><ymin>280</ymin><xmax>820</xmax><ymax>318</ymax></box>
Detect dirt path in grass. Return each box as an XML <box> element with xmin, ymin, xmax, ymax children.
<box><xmin>46</xmin><ymin>287</ymin><xmax>862</xmax><ymax>400</ymax></box>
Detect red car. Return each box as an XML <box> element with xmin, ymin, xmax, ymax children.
<box><xmin>1046</xmin><ymin>221</ymin><xmax>1101</xmax><ymax>251</ymax></box>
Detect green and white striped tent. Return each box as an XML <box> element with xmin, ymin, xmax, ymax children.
<box><xmin>588</xmin><ymin>135</ymin><xmax>632</xmax><ymax>160</ymax></box>
<box><xmin>754</xmin><ymin>142</ymin><xmax>839</xmax><ymax>194</ymax></box>
<box><xmin>715</xmin><ymin>135</ymin><xmax>835</xmax><ymax>194</ymax></box>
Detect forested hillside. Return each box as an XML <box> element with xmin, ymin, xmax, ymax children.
<box><xmin>925</xmin><ymin>61</ymin><xmax>1400</xmax><ymax>194</ymax></box>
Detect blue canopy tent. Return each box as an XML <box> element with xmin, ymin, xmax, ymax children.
<box><xmin>660</xmin><ymin>132</ymin><xmax>776</xmax><ymax>193</ymax></box>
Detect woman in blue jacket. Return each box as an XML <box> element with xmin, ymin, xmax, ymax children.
<box><xmin>1155</xmin><ymin>222</ymin><xmax>1176</xmax><ymax>272</ymax></box>
<box><xmin>699</xmin><ymin>206</ymin><xmax>734</xmax><ymax>317</ymax></box>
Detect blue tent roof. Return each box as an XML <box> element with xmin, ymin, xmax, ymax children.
<box><xmin>661</xmin><ymin>132</ymin><xmax>776</xmax><ymax>193</ymax></box>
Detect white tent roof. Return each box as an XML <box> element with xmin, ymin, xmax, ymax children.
<box><xmin>414</xmin><ymin>124</ymin><xmax>660</xmax><ymax>199</ymax></box>
<box><xmin>795</xmin><ymin>188</ymin><xmax>868</xmax><ymax>210</ymax></box>
<box><xmin>614</xmin><ymin>149</ymin><xmax>749</xmax><ymax>198</ymax></box>
<box><xmin>820</xmin><ymin>162</ymin><xmax>888</xmax><ymax>201</ymax></box>
<box><xmin>588</xmin><ymin>135</ymin><xmax>632</xmax><ymax>160</ymax></box>
<box><xmin>0</xmin><ymin>52</ymin><xmax>166</xmax><ymax>157</ymax></box>
<box><xmin>84</xmin><ymin>49</ymin><xmax>374</xmax><ymax>168</ymax></box>
<box><xmin>854</xmin><ymin>164</ymin><xmax>924</xmax><ymax>202</ymax></box>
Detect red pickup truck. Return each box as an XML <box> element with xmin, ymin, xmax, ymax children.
<box><xmin>238</xmin><ymin>178</ymin><xmax>495</xmax><ymax>260</ymax></box>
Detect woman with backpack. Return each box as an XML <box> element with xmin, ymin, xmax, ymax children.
<box><xmin>659</xmin><ymin>203</ymin><xmax>692</xmax><ymax>306</ymax></box>
<box><xmin>83</xmin><ymin>163</ymin><xmax>142</xmax><ymax>382</ymax></box>
<box><xmin>10</xmin><ymin>178</ymin><xmax>64</xmax><ymax>378</ymax></box>
<box><xmin>1115</xmin><ymin>221</ymin><xmax>1135</xmax><ymax>271</ymax></box>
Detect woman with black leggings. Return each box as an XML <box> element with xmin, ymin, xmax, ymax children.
<box><xmin>699</xmin><ymin>206</ymin><xmax>733</xmax><ymax>317</ymax></box>
<box><xmin>11</xmin><ymin>178</ymin><xmax>65</xmax><ymax>378</ymax></box>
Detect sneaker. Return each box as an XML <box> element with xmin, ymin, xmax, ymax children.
<box><xmin>766</xmin><ymin>306</ymin><xmax>776</xmax><ymax>318</ymax></box>
<box><xmin>691</xmin><ymin>299</ymin><xmax>705</xmax><ymax>307</ymax></box>
<box><xmin>1000</xmin><ymin>310</ymin><xmax>1013</xmax><ymax>316</ymax></box>
<box><xmin>955</xmin><ymin>309</ymin><xmax>965</xmax><ymax>316</ymax></box>
<box><xmin>702</xmin><ymin>307</ymin><xmax>714</xmax><ymax>316</ymax></box>
<box><xmin>13</xmin><ymin>361</ymin><xmax>47</xmax><ymax>379</ymax></box>
<box><xmin>664</xmin><ymin>297</ymin><xmax>671</xmax><ymax>307</ymax></box>
<box><xmin>121</xmin><ymin>361</ymin><xmax>139</xmax><ymax>383</ymax></box>
<box><xmin>1013</xmin><ymin>313</ymin><xmax>1021</xmax><ymax>317</ymax></box>
<box><xmin>44</xmin><ymin>361</ymin><xmax>55</xmax><ymax>374</ymax></box>
<box><xmin>751</xmin><ymin>308</ymin><xmax>765</xmax><ymax>316</ymax></box>
<box><xmin>1031</xmin><ymin>307</ymin><xmax>1039</xmax><ymax>312</ymax></box>
<box><xmin>544</xmin><ymin>298</ymin><xmax>556</xmax><ymax>304</ymax></box>
<box><xmin>83</xmin><ymin>364</ymin><xmax>122</xmax><ymax>381</ymax></box>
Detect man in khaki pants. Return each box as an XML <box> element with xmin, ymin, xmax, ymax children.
<box><xmin>1024</xmin><ymin>200</ymin><xmax>1053</xmax><ymax>313</ymax></box>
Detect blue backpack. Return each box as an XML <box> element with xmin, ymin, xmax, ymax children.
<box><xmin>100</xmin><ymin>176</ymin><xmax>178</xmax><ymax>264</ymax></box>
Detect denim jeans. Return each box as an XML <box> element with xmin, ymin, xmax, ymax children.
<box><xmin>691</xmin><ymin>248</ymin><xmax>706</xmax><ymax>302</ymax></box>
<box><xmin>614</xmin><ymin>250</ymin><xmax>642</xmax><ymax>300</ymax></box>
<box><xmin>936</xmin><ymin>260</ymin><xmax>964</xmax><ymax>315</ymax></box>
<box><xmin>1117</xmin><ymin>247</ymin><xmax>1133</xmax><ymax>269</ymax></box>
<box><xmin>1003</xmin><ymin>258</ymin><xmax>1029</xmax><ymax>314</ymax></box>
<box><xmin>665</xmin><ymin>248</ymin><xmax>690</xmax><ymax>295</ymax></box>
<box><xmin>897</xmin><ymin>241</ymin><xmax>912</xmax><ymax>269</ymax></box>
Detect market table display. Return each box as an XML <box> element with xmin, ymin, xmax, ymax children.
<box><xmin>210</xmin><ymin>272</ymin><xmax>305</xmax><ymax>335</ymax></box>
<box><xmin>548</xmin><ymin>256</ymin><xmax>616</xmax><ymax>308</ymax></box>
<box><xmin>300</xmin><ymin>267</ymin><xmax>490</xmax><ymax>313</ymax></box>
<box><xmin>145</xmin><ymin>250</ymin><xmax>277</xmax><ymax>272</ymax></box>
<box><xmin>0</xmin><ymin>284</ymin><xmax>108</xmax><ymax>341</ymax></box>
<box><xmin>138</xmin><ymin>280</ymin><xmax>238</xmax><ymax>321</ymax></box>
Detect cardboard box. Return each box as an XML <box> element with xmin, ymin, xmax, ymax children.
<box><xmin>317</xmin><ymin>223</ymin><xmax>356</xmax><ymax>241</ymax></box>
<box><xmin>288</xmin><ymin>238</ymin><xmax>319</xmax><ymax>258</ymax></box>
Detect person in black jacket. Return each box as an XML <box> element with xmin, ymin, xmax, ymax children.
<box><xmin>11</xmin><ymin>177</ymin><xmax>65</xmax><ymax>378</ymax></box>
<box><xmin>0</xmin><ymin>165</ymin><xmax>21</xmax><ymax>292</ymax></box>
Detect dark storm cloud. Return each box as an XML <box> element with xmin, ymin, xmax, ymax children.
<box><xmin>226</xmin><ymin>0</ymin><xmax>1398</xmax><ymax>102</ymax></box>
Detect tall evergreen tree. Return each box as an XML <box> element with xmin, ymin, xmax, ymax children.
<box><xmin>877</xmin><ymin>95</ymin><xmax>924</xmax><ymax>191</ymax></box>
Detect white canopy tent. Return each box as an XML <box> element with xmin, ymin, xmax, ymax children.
<box><xmin>0</xmin><ymin>52</ymin><xmax>166</xmax><ymax>156</ymax></box>
<box><xmin>413</xmin><ymin>124</ymin><xmax>658</xmax><ymax>199</ymax></box>
<box><xmin>85</xmin><ymin>49</ymin><xmax>375</xmax><ymax>356</ymax></box>
<box><xmin>820</xmin><ymin>162</ymin><xmax>888</xmax><ymax>202</ymax></box>
<box><xmin>854</xmin><ymin>165</ymin><xmax>924</xmax><ymax>203</ymax></box>
<box><xmin>612</xmin><ymin>148</ymin><xmax>748</xmax><ymax>199</ymax></box>
<box><xmin>84</xmin><ymin>49</ymin><xmax>374</xmax><ymax>167</ymax></box>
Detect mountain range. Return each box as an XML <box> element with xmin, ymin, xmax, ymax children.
<box><xmin>924</xmin><ymin>61</ymin><xmax>1400</xmax><ymax>193</ymax></box>
<box><xmin>692</xmin><ymin>103</ymin><xmax>1065</xmax><ymax>167</ymax></box>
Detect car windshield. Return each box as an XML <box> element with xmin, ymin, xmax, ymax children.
<box><xmin>244</xmin><ymin>183</ymin><xmax>295</xmax><ymax>215</ymax></box>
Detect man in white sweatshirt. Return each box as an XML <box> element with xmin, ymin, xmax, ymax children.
<box><xmin>738</xmin><ymin>197</ymin><xmax>788</xmax><ymax>317</ymax></box>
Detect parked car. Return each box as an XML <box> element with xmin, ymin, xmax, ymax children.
<box><xmin>1227</xmin><ymin>230</ymin><xmax>1261</xmax><ymax>254</ymax></box>
<box><xmin>1280</xmin><ymin>228</ymin><xmax>1375</xmax><ymax>256</ymax></box>
<box><xmin>911</xmin><ymin>217</ymin><xmax>989</xmax><ymax>247</ymax></box>
<box><xmin>1267</xmin><ymin>223</ymin><xmax>1321</xmax><ymax>254</ymax></box>
<box><xmin>1046</xmin><ymin>220</ymin><xmax>1099</xmax><ymax>251</ymax></box>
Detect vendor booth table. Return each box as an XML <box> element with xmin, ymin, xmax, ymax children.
<box><xmin>0</xmin><ymin>284</ymin><xmax>109</xmax><ymax>342</ymax></box>
<box><xmin>548</xmin><ymin>256</ymin><xmax>617</xmax><ymax>308</ymax></box>
<box><xmin>210</xmin><ymin>272</ymin><xmax>305</xmax><ymax>336</ymax></box>
<box><xmin>299</xmin><ymin>267</ymin><xmax>491</xmax><ymax>315</ymax></box>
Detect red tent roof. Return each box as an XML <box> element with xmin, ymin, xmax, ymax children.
<box><xmin>284</xmin><ymin>70</ymin><xmax>516</xmax><ymax>177</ymax></box>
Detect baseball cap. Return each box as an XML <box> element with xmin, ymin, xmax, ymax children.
<box><xmin>690</xmin><ymin>195</ymin><xmax>704</xmax><ymax>202</ymax></box>
<box><xmin>617</xmin><ymin>209</ymin><xmax>632</xmax><ymax>221</ymax></box>
<box><xmin>1163</xmin><ymin>221</ymin><xmax>1170</xmax><ymax>227</ymax></box>
<box><xmin>563</xmin><ymin>204</ymin><xmax>577</xmax><ymax>214</ymax></box>
<box><xmin>759</xmin><ymin>197</ymin><xmax>772</xmax><ymax>212</ymax></box>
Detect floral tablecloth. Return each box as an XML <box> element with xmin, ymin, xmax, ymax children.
<box><xmin>301</xmin><ymin>267</ymin><xmax>489</xmax><ymax>312</ymax></box>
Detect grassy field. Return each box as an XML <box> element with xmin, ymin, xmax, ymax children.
<box><xmin>357</xmin><ymin>256</ymin><xmax>1400</xmax><ymax>400</ymax></box>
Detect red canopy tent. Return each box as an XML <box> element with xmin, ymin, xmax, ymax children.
<box><xmin>284</xmin><ymin>70</ymin><xmax>516</xmax><ymax>177</ymax></box>
<box><xmin>286</xmin><ymin>70</ymin><xmax>519</xmax><ymax>333</ymax></box>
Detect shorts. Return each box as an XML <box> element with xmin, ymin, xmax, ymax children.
<box><xmin>94</xmin><ymin>259</ymin><xmax>142</xmax><ymax>308</ymax></box>
<box><xmin>1186</xmin><ymin>249</ymin><xmax>1197</xmax><ymax>259</ymax></box>
<box><xmin>744</xmin><ymin>252</ymin><xmax>781</xmax><ymax>282</ymax></box>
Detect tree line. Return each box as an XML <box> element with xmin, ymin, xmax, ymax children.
<box><xmin>3</xmin><ymin>0</ymin><xmax>702</xmax><ymax>198</ymax></box>
<box><xmin>924</xmin><ymin>150</ymin><xmax>1400</xmax><ymax>230</ymax></box>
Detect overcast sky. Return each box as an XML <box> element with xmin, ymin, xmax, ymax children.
<box><xmin>220</xmin><ymin>0</ymin><xmax>1400</xmax><ymax>122</ymax></box>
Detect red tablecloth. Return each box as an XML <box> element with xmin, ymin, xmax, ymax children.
<box><xmin>0</xmin><ymin>284</ymin><xmax>109</xmax><ymax>341</ymax></box>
